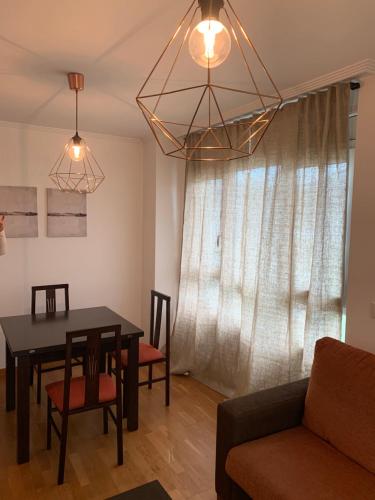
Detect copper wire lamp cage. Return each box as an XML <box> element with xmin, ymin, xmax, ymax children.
<box><xmin>49</xmin><ymin>73</ymin><xmax>105</xmax><ymax>193</ymax></box>
<box><xmin>136</xmin><ymin>0</ymin><xmax>283</xmax><ymax>162</ymax></box>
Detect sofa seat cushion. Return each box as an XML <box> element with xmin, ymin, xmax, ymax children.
<box><xmin>225</xmin><ymin>426</ymin><xmax>375</xmax><ymax>500</ymax></box>
<box><xmin>303</xmin><ymin>337</ymin><xmax>375</xmax><ymax>474</ymax></box>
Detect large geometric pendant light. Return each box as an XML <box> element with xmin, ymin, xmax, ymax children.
<box><xmin>136</xmin><ymin>0</ymin><xmax>283</xmax><ymax>162</ymax></box>
<box><xmin>49</xmin><ymin>73</ymin><xmax>105</xmax><ymax>193</ymax></box>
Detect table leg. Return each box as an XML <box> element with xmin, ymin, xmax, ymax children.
<box><xmin>125</xmin><ymin>336</ymin><xmax>139</xmax><ymax>431</ymax></box>
<box><xmin>17</xmin><ymin>355</ymin><xmax>30</xmax><ymax>464</ymax></box>
<box><xmin>6</xmin><ymin>342</ymin><xmax>15</xmax><ymax>411</ymax></box>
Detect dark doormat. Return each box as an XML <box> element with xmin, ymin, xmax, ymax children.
<box><xmin>106</xmin><ymin>480</ymin><xmax>171</xmax><ymax>499</ymax></box>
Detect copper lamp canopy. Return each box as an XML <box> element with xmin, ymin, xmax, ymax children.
<box><xmin>49</xmin><ymin>73</ymin><xmax>105</xmax><ymax>193</ymax></box>
<box><xmin>136</xmin><ymin>0</ymin><xmax>282</xmax><ymax>162</ymax></box>
<box><xmin>67</xmin><ymin>72</ymin><xmax>84</xmax><ymax>91</ymax></box>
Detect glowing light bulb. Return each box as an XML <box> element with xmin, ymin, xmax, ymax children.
<box><xmin>189</xmin><ymin>19</ymin><xmax>231</xmax><ymax>68</ymax></box>
<box><xmin>67</xmin><ymin>134</ymin><xmax>86</xmax><ymax>162</ymax></box>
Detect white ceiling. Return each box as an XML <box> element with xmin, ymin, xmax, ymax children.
<box><xmin>0</xmin><ymin>0</ymin><xmax>374</xmax><ymax>139</ymax></box>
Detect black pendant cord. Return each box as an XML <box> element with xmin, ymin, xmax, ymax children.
<box><xmin>75</xmin><ymin>89</ymin><xmax>79</xmax><ymax>135</ymax></box>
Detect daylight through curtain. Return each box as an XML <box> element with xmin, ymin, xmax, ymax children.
<box><xmin>172</xmin><ymin>84</ymin><xmax>350</xmax><ymax>397</ymax></box>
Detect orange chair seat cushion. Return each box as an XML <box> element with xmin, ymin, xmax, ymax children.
<box><xmin>225</xmin><ymin>426</ymin><xmax>375</xmax><ymax>500</ymax></box>
<box><xmin>45</xmin><ymin>374</ymin><xmax>116</xmax><ymax>412</ymax></box>
<box><xmin>113</xmin><ymin>342</ymin><xmax>165</xmax><ymax>367</ymax></box>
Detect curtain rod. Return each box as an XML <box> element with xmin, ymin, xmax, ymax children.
<box><xmin>188</xmin><ymin>81</ymin><xmax>361</xmax><ymax>133</ymax></box>
<box><xmin>229</xmin><ymin>80</ymin><xmax>361</xmax><ymax>125</ymax></box>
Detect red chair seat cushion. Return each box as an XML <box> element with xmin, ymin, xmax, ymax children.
<box><xmin>113</xmin><ymin>342</ymin><xmax>165</xmax><ymax>367</ymax></box>
<box><xmin>45</xmin><ymin>374</ymin><xmax>116</xmax><ymax>412</ymax></box>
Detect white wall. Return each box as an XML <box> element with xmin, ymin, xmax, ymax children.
<box><xmin>346</xmin><ymin>74</ymin><xmax>375</xmax><ymax>353</ymax></box>
<box><xmin>141</xmin><ymin>138</ymin><xmax>156</xmax><ymax>339</ymax></box>
<box><xmin>140</xmin><ymin>140</ymin><xmax>185</xmax><ymax>344</ymax></box>
<box><xmin>154</xmin><ymin>150</ymin><xmax>185</xmax><ymax>329</ymax></box>
<box><xmin>0</xmin><ymin>121</ymin><xmax>143</xmax><ymax>367</ymax></box>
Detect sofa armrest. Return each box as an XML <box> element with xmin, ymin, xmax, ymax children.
<box><xmin>215</xmin><ymin>378</ymin><xmax>309</xmax><ymax>499</ymax></box>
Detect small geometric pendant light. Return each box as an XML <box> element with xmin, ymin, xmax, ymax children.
<box><xmin>136</xmin><ymin>0</ymin><xmax>283</xmax><ymax>162</ymax></box>
<box><xmin>49</xmin><ymin>73</ymin><xmax>105</xmax><ymax>193</ymax></box>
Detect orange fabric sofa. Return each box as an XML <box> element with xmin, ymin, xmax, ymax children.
<box><xmin>216</xmin><ymin>337</ymin><xmax>375</xmax><ymax>499</ymax></box>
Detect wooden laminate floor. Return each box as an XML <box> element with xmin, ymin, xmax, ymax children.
<box><xmin>0</xmin><ymin>367</ymin><xmax>224</xmax><ymax>500</ymax></box>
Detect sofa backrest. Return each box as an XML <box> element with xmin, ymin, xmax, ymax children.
<box><xmin>303</xmin><ymin>337</ymin><xmax>375</xmax><ymax>474</ymax></box>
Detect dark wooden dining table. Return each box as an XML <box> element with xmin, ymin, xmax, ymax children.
<box><xmin>0</xmin><ymin>306</ymin><xmax>143</xmax><ymax>464</ymax></box>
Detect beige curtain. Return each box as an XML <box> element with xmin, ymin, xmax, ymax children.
<box><xmin>172</xmin><ymin>84</ymin><xmax>350</xmax><ymax>397</ymax></box>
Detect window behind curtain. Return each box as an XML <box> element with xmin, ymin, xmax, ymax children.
<box><xmin>172</xmin><ymin>84</ymin><xmax>351</xmax><ymax>397</ymax></box>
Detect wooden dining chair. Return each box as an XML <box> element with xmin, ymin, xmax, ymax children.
<box><xmin>31</xmin><ymin>284</ymin><xmax>83</xmax><ymax>404</ymax></box>
<box><xmin>45</xmin><ymin>324</ymin><xmax>123</xmax><ymax>485</ymax></box>
<box><xmin>108</xmin><ymin>290</ymin><xmax>171</xmax><ymax>412</ymax></box>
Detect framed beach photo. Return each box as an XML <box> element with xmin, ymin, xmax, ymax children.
<box><xmin>0</xmin><ymin>186</ymin><xmax>38</xmax><ymax>238</ymax></box>
<box><xmin>47</xmin><ymin>188</ymin><xmax>87</xmax><ymax>237</ymax></box>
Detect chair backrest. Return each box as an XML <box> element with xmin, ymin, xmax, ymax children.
<box><xmin>31</xmin><ymin>284</ymin><xmax>69</xmax><ymax>315</ymax></box>
<box><xmin>150</xmin><ymin>290</ymin><xmax>171</xmax><ymax>355</ymax></box>
<box><xmin>63</xmin><ymin>325</ymin><xmax>122</xmax><ymax>412</ymax></box>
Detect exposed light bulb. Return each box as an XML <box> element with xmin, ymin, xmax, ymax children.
<box><xmin>67</xmin><ymin>134</ymin><xmax>86</xmax><ymax>162</ymax></box>
<box><xmin>189</xmin><ymin>19</ymin><xmax>231</xmax><ymax>68</ymax></box>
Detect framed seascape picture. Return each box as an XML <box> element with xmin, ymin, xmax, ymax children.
<box><xmin>47</xmin><ymin>188</ymin><xmax>87</xmax><ymax>237</ymax></box>
<box><xmin>0</xmin><ymin>186</ymin><xmax>38</xmax><ymax>237</ymax></box>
